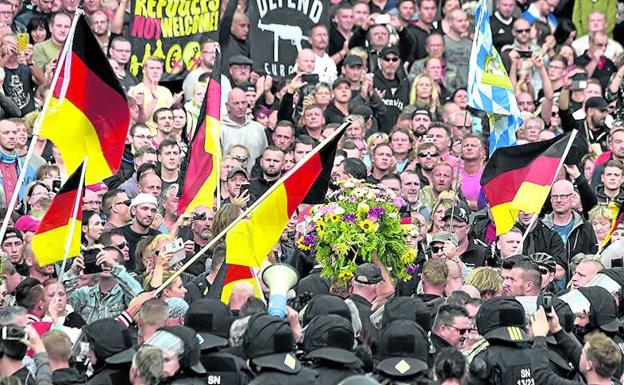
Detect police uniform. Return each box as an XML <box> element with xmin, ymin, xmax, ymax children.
<box><xmin>466</xmin><ymin>297</ymin><xmax>537</xmax><ymax>385</ymax></box>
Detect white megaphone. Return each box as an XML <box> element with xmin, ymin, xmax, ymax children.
<box><xmin>262</xmin><ymin>263</ymin><xmax>299</xmax><ymax>318</ymax></box>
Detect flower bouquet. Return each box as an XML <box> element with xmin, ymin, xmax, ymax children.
<box><xmin>297</xmin><ymin>180</ymin><xmax>416</xmax><ymax>291</ymax></box>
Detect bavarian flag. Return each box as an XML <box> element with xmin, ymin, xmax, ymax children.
<box><xmin>39</xmin><ymin>15</ymin><xmax>130</xmax><ymax>185</ymax></box>
<box><xmin>177</xmin><ymin>52</ymin><xmax>221</xmax><ymax>213</ymax></box>
<box><xmin>481</xmin><ymin>132</ymin><xmax>578</xmax><ymax>235</ymax></box>
<box><xmin>225</xmin><ymin>124</ymin><xmax>346</xmax><ymax>268</ymax></box>
<box><xmin>32</xmin><ymin>163</ymin><xmax>85</xmax><ymax>266</ymax></box>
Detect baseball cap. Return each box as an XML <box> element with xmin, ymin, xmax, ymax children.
<box><xmin>332</xmin><ymin>77</ymin><xmax>351</xmax><ymax>89</ymax></box>
<box><xmin>227</xmin><ymin>167</ymin><xmax>249</xmax><ymax>180</ymax></box>
<box><xmin>229</xmin><ymin>55</ymin><xmax>253</xmax><ymax>67</ymax></box>
<box><xmin>131</xmin><ymin>193</ymin><xmax>158</xmax><ymax>209</ymax></box>
<box><xmin>343</xmin><ymin>55</ymin><xmax>364</xmax><ymax>67</ymax></box>
<box><xmin>303</xmin><ymin>314</ymin><xmax>360</xmax><ymax>365</ymax></box>
<box><xmin>354</xmin><ymin>263</ymin><xmax>383</xmax><ymax>284</ymax></box>
<box><xmin>411</xmin><ymin>107</ymin><xmax>431</xmax><ymax>120</ymax></box>
<box><xmin>428</xmin><ymin>231</ymin><xmax>459</xmax><ymax>246</ymax></box>
<box><xmin>585</xmin><ymin>96</ymin><xmax>608</xmax><ymax>111</ymax></box>
<box><xmin>442</xmin><ymin>203</ymin><xmax>470</xmax><ymax>224</ymax></box>
<box><xmin>380</xmin><ymin>46</ymin><xmax>400</xmax><ymax>58</ymax></box>
<box><xmin>2</xmin><ymin>227</ymin><xmax>23</xmax><ymax>243</ymax></box>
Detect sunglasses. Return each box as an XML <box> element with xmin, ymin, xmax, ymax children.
<box><xmin>447</xmin><ymin>325</ymin><xmax>469</xmax><ymax>335</ymax></box>
<box><xmin>113</xmin><ymin>242</ymin><xmax>127</xmax><ymax>250</ymax></box>
<box><xmin>418</xmin><ymin>152</ymin><xmax>439</xmax><ymax>158</ymax></box>
<box><xmin>431</xmin><ymin>245</ymin><xmax>443</xmax><ymax>253</ymax></box>
<box><xmin>515</xmin><ymin>28</ymin><xmax>530</xmax><ymax>33</ymax></box>
<box><xmin>115</xmin><ymin>199</ymin><xmax>131</xmax><ymax>207</ymax></box>
<box><xmin>383</xmin><ymin>56</ymin><xmax>400</xmax><ymax>62</ymax></box>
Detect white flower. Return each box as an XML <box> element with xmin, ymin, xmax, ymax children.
<box><xmin>335</xmin><ymin>206</ymin><xmax>345</xmax><ymax>215</ymax></box>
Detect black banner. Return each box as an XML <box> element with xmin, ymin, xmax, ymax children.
<box><xmin>128</xmin><ymin>0</ymin><xmax>220</xmax><ymax>81</ymax></box>
<box><xmin>248</xmin><ymin>0</ymin><xmax>329</xmax><ymax>78</ymax></box>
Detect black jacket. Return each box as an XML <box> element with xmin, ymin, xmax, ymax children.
<box><xmin>307</xmin><ymin>360</ymin><xmax>363</xmax><ymax>385</ymax></box>
<box><xmin>542</xmin><ymin>212</ymin><xmax>598</xmax><ymax>273</ymax></box>
<box><xmin>372</xmin><ymin>68</ymin><xmax>410</xmax><ymax>133</ymax></box>
<box><xmin>53</xmin><ymin>368</ymin><xmax>88</xmax><ymax>385</ymax></box>
<box><xmin>559</xmin><ymin>107</ymin><xmax>609</xmax><ymax>151</ymax></box>
<box><xmin>519</xmin><ymin>220</ymin><xmax>567</xmax><ymax>269</ymax></box>
<box><xmin>249</xmin><ymin>367</ymin><xmax>319</xmax><ymax>385</ymax></box>
<box><xmin>87</xmin><ymin>365</ymin><xmax>131</xmax><ymax>385</ymax></box>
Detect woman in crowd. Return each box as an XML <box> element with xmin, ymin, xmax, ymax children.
<box><xmin>81</xmin><ymin>210</ymin><xmax>104</xmax><ymax>248</ymax></box>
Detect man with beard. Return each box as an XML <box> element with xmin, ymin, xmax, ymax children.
<box><xmin>373</xmin><ymin>46</ymin><xmax>409</xmax><ymax>133</ymax></box>
<box><xmin>119</xmin><ymin>193</ymin><xmax>161</xmax><ymax>272</ymax></box>
<box><xmin>183</xmin><ymin>39</ymin><xmax>217</xmax><ymax>101</ymax></box>
<box><xmin>182</xmin><ymin>206</ymin><xmax>215</xmax><ymax>276</ymax></box>
<box><xmin>24</xmin><ymin>245</ymin><xmax>54</xmax><ymax>282</ymax></box>
<box><xmin>460</xmin><ymin>135</ymin><xmax>485</xmax><ymax>211</ymax></box>
<box><xmin>401</xmin><ymin>170</ymin><xmax>430</xmax><ymax>219</ymax></box>
<box><xmin>442</xmin><ymin>203</ymin><xmax>490</xmax><ymax>268</ymax></box>
<box><xmin>561</xmin><ymin>96</ymin><xmax>609</xmax><ymax>151</ymax></box>
<box><xmin>411</xmin><ymin>108</ymin><xmax>432</xmax><ymax>138</ymax></box>
<box><xmin>420</xmin><ymin>162</ymin><xmax>453</xmax><ymax>210</ymax></box>
<box><xmin>366</xmin><ymin>143</ymin><xmax>393</xmax><ymax>184</ymax></box>
<box><xmin>414</xmin><ymin>141</ymin><xmax>439</xmax><ymax>187</ymax></box>
<box><xmin>249</xmin><ymin>146</ymin><xmax>284</xmax><ymax>202</ymax></box>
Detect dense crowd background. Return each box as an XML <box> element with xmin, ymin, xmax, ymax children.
<box><xmin>0</xmin><ymin>0</ymin><xmax>623</xmax><ymax>384</ymax></box>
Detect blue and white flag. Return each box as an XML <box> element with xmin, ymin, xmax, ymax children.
<box><xmin>467</xmin><ymin>0</ymin><xmax>522</xmax><ymax>154</ymax></box>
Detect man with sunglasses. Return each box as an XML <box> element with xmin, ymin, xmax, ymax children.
<box><xmin>373</xmin><ymin>46</ymin><xmax>409</xmax><ymax>133</ymax></box>
<box><xmin>100</xmin><ymin>228</ymin><xmax>131</xmax><ymax>265</ymax></box>
<box><xmin>413</xmin><ymin>141</ymin><xmax>439</xmax><ymax>187</ymax></box>
<box><xmin>431</xmin><ymin>305</ymin><xmax>471</xmax><ymax>358</ymax></box>
<box><xmin>442</xmin><ymin>203</ymin><xmax>491</xmax><ymax>269</ymax></box>
<box><xmin>102</xmin><ymin>189</ymin><xmax>132</xmax><ymax>230</ymax></box>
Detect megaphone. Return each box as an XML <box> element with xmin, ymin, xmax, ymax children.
<box><xmin>262</xmin><ymin>263</ymin><xmax>299</xmax><ymax>318</ymax></box>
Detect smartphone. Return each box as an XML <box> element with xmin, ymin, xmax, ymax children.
<box><xmin>52</xmin><ymin>179</ymin><xmax>61</xmax><ymax>193</ymax></box>
<box><xmin>165</xmin><ymin>238</ymin><xmax>186</xmax><ymax>267</ymax></box>
<box><xmin>16</xmin><ymin>32</ymin><xmax>29</xmax><ymax>52</ymax></box>
<box><xmin>301</xmin><ymin>73</ymin><xmax>319</xmax><ymax>86</ymax></box>
<box><xmin>517</xmin><ymin>50</ymin><xmax>533</xmax><ymax>58</ymax></box>
<box><xmin>1</xmin><ymin>325</ymin><xmax>26</xmax><ymax>341</ymax></box>
<box><xmin>376</xmin><ymin>14</ymin><xmax>391</xmax><ymax>24</ymax></box>
<box><xmin>83</xmin><ymin>248</ymin><xmax>103</xmax><ymax>275</ymax></box>
<box><xmin>240</xmin><ymin>183</ymin><xmax>250</xmax><ymax>196</ymax></box>
<box><xmin>572</xmin><ymin>73</ymin><xmax>588</xmax><ymax>90</ymax></box>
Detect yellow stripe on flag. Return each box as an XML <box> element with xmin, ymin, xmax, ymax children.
<box><xmin>491</xmin><ymin>181</ymin><xmax>552</xmax><ymax>235</ymax></box>
<box><xmin>31</xmin><ymin>221</ymin><xmax>81</xmax><ymax>266</ymax></box>
<box><xmin>225</xmin><ymin>184</ymin><xmax>290</xmax><ymax>267</ymax></box>
<box><xmin>40</xmin><ymin>98</ymin><xmax>110</xmax><ymax>185</ymax></box>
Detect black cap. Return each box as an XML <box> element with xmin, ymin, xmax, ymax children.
<box><xmin>382</xmin><ymin>296</ymin><xmax>431</xmax><ymax>332</ymax></box>
<box><xmin>411</xmin><ymin>107</ymin><xmax>431</xmax><ymax>120</ymax></box>
<box><xmin>243</xmin><ymin>314</ymin><xmax>300</xmax><ymax>374</ymax></box>
<box><xmin>2</xmin><ymin>227</ymin><xmax>23</xmax><ymax>243</ymax></box>
<box><xmin>332</xmin><ymin>77</ymin><xmax>351</xmax><ymax>89</ymax></box>
<box><xmin>14</xmin><ymin>278</ymin><xmax>41</xmax><ymax>308</ymax></box>
<box><xmin>476</xmin><ymin>297</ymin><xmax>529</xmax><ymax>343</ymax></box>
<box><xmin>350</xmin><ymin>105</ymin><xmax>373</xmax><ymax>120</ymax></box>
<box><xmin>185</xmin><ymin>299</ymin><xmax>233</xmax><ymax>350</ymax></box>
<box><xmin>442</xmin><ymin>202</ymin><xmax>470</xmax><ymax>224</ymax></box>
<box><xmin>229</xmin><ymin>55</ymin><xmax>253</xmax><ymax>67</ymax></box>
<box><xmin>376</xmin><ymin>320</ymin><xmax>429</xmax><ymax>377</ymax></box>
<box><xmin>303</xmin><ymin>314</ymin><xmax>360</xmax><ymax>365</ymax></box>
<box><xmin>354</xmin><ymin>263</ymin><xmax>383</xmax><ymax>284</ymax></box>
<box><xmin>577</xmin><ymin>286</ymin><xmax>620</xmax><ymax>333</ymax></box>
<box><xmin>343</xmin><ymin>55</ymin><xmax>364</xmax><ymax>67</ymax></box>
<box><xmin>84</xmin><ymin>318</ymin><xmax>135</xmax><ymax>364</ymax></box>
<box><xmin>380</xmin><ymin>46</ymin><xmax>400</xmax><ymax>58</ymax></box>
<box><xmin>585</xmin><ymin>96</ymin><xmax>609</xmax><ymax>111</ymax></box>
<box><xmin>227</xmin><ymin>167</ymin><xmax>248</xmax><ymax>180</ymax></box>
<box><xmin>302</xmin><ymin>294</ymin><xmax>352</xmax><ymax>327</ymax></box>
<box><xmin>238</xmin><ymin>81</ymin><xmax>256</xmax><ymax>92</ymax></box>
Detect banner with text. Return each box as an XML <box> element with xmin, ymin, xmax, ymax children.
<box><xmin>129</xmin><ymin>0</ymin><xmax>220</xmax><ymax>82</ymax></box>
<box><xmin>248</xmin><ymin>0</ymin><xmax>328</xmax><ymax>78</ymax></box>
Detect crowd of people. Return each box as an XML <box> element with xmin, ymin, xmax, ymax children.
<box><xmin>0</xmin><ymin>0</ymin><xmax>622</xmax><ymax>383</ymax></box>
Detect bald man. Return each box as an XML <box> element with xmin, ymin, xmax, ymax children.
<box><xmin>543</xmin><ymin>179</ymin><xmax>598</xmax><ymax>273</ymax></box>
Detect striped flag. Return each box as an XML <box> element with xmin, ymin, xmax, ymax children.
<box><xmin>481</xmin><ymin>132</ymin><xmax>577</xmax><ymax>235</ymax></box>
<box><xmin>218</xmin><ymin>264</ymin><xmax>261</xmax><ymax>304</ymax></box>
<box><xmin>225</xmin><ymin>125</ymin><xmax>345</xmax><ymax>268</ymax></box>
<box><xmin>467</xmin><ymin>0</ymin><xmax>522</xmax><ymax>154</ymax></box>
<box><xmin>39</xmin><ymin>15</ymin><xmax>130</xmax><ymax>184</ymax></box>
<box><xmin>177</xmin><ymin>52</ymin><xmax>221</xmax><ymax>213</ymax></box>
<box><xmin>32</xmin><ymin>163</ymin><xmax>85</xmax><ymax>266</ymax></box>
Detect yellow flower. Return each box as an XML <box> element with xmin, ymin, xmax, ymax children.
<box><xmin>338</xmin><ymin>270</ymin><xmax>354</xmax><ymax>280</ymax></box>
<box><xmin>328</xmin><ymin>213</ymin><xmax>340</xmax><ymax>223</ymax></box>
<box><xmin>358</xmin><ymin>219</ymin><xmax>379</xmax><ymax>233</ymax></box>
<box><xmin>357</xmin><ymin>202</ymin><xmax>370</xmax><ymax>215</ymax></box>
<box><xmin>401</xmin><ymin>248</ymin><xmax>417</xmax><ymax>264</ymax></box>
<box><xmin>297</xmin><ymin>236</ymin><xmax>311</xmax><ymax>251</ymax></box>
<box><xmin>316</xmin><ymin>220</ymin><xmax>326</xmax><ymax>237</ymax></box>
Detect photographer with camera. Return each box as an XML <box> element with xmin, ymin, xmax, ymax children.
<box><xmin>63</xmin><ymin>246</ymin><xmax>143</xmax><ymax>323</ymax></box>
<box><xmin>0</xmin><ymin>323</ymin><xmax>52</xmax><ymax>385</ymax></box>
<box><xmin>171</xmin><ymin>206</ymin><xmax>215</xmax><ymax>276</ymax></box>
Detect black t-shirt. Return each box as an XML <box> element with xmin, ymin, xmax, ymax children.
<box><xmin>119</xmin><ymin>224</ymin><xmax>160</xmax><ymax>272</ymax></box>
<box><xmin>3</xmin><ymin>64</ymin><xmax>35</xmax><ymax>115</ymax></box>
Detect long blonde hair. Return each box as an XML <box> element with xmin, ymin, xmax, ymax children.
<box><xmin>409</xmin><ymin>74</ymin><xmax>440</xmax><ymax>114</ymax></box>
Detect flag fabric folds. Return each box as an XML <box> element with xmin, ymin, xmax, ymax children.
<box><xmin>32</xmin><ymin>163</ymin><xmax>85</xmax><ymax>266</ymax></box>
<box><xmin>177</xmin><ymin>53</ymin><xmax>222</xmax><ymax>214</ymax></box>
<box><xmin>467</xmin><ymin>0</ymin><xmax>522</xmax><ymax>154</ymax></box>
<box><xmin>219</xmin><ymin>264</ymin><xmax>261</xmax><ymax>304</ymax></box>
<box><xmin>481</xmin><ymin>133</ymin><xmax>575</xmax><ymax>235</ymax></box>
<box><xmin>39</xmin><ymin>15</ymin><xmax>130</xmax><ymax>185</ymax></box>
<box><xmin>225</xmin><ymin>126</ymin><xmax>345</xmax><ymax>269</ymax></box>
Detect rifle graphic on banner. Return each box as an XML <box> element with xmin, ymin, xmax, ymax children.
<box><xmin>258</xmin><ymin>21</ymin><xmax>308</xmax><ymax>61</ymax></box>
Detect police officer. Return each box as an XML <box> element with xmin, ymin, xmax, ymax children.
<box><xmin>184</xmin><ymin>299</ymin><xmax>252</xmax><ymax>385</ymax></box>
<box><xmin>466</xmin><ymin>297</ymin><xmax>537</xmax><ymax>385</ymax></box>
<box><xmin>373</xmin><ymin>320</ymin><xmax>435</xmax><ymax>385</ymax></box>
<box><xmin>302</xmin><ymin>314</ymin><xmax>363</xmax><ymax>384</ymax></box>
<box><xmin>243</xmin><ymin>314</ymin><xmax>318</xmax><ymax>385</ymax></box>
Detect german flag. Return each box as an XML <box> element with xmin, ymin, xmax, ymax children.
<box><xmin>39</xmin><ymin>15</ymin><xmax>130</xmax><ymax>185</ymax></box>
<box><xmin>177</xmin><ymin>52</ymin><xmax>221</xmax><ymax>213</ymax></box>
<box><xmin>225</xmin><ymin>124</ymin><xmax>346</xmax><ymax>268</ymax></box>
<box><xmin>481</xmin><ymin>132</ymin><xmax>578</xmax><ymax>235</ymax></box>
<box><xmin>32</xmin><ymin>163</ymin><xmax>85</xmax><ymax>266</ymax></box>
<box><xmin>212</xmin><ymin>264</ymin><xmax>261</xmax><ymax>304</ymax></box>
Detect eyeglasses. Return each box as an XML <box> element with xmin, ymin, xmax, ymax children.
<box><xmin>446</xmin><ymin>325</ymin><xmax>469</xmax><ymax>335</ymax></box>
<box><xmin>551</xmin><ymin>193</ymin><xmax>573</xmax><ymax>200</ymax></box>
<box><xmin>551</xmin><ymin>111</ymin><xmax>558</xmax><ymax>117</ymax></box>
<box><xmin>514</xmin><ymin>28</ymin><xmax>530</xmax><ymax>34</ymax></box>
<box><xmin>113</xmin><ymin>242</ymin><xmax>127</xmax><ymax>249</ymax></box>
<box><xmin>115</xmin><ymin>199</ymin><xmax>131</xmax><ymax>207</ymax></box>
<box><xmin>431</xmin><ymin>245</ymin><xmax>443</xmax><ymax>253</ymax></box>
<box><xmin>418</xmin><ymin>152</ymin><xmax>439</xmax><ymax>158</ymax></box>
<box><xmin>383</xmin><ymin>56</ymin><xmax>400</xmax><ymax>62</ymax></box>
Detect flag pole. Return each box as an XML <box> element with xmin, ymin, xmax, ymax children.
<box><xmin>0</xmin><ymin>8</ymin><xmax>83</xmax><ymax>244</ymax></box>
<box><xmin>155</xmin><ymin>118</ymin><xmax>352</xmax><ymax>295</ymax></box>
<box><xmin>214</xmin><ymin>43</ymin><xmax>222</xmax><ymax>209</ymax></box>
<box><xmin>520</xmin><ymin>130</ymin><xmax>578</xmax><ymax>245</ymax></box>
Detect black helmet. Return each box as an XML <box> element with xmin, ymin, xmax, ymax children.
<box><xmin>476</xmin><ymin>297</ymin><xmax>529</xmax><ymax>343</ymax></box>
<box><xmin>529</xmin><ymin>252</ymin><xmax>556</xmax><ymax>273</ymax></box>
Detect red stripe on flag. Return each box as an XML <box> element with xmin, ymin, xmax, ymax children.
<box><xmin>206</xmin><ymin>81</ymin><xmax>221</xmax><ymax>119</ymax></box>
<box><xmin>484</xmin><ymin>155</ymin><xmax>560</xmax><ymax>206</ymax></box>
<box><xmin>283</xmin><ymin>152</ymin><xmax>323</xmax><ymax>215</ymax></box>
<box><xmin>53</xmin><ymin>52</ymin><xmax>129</xmax><ymax>170</ymax></box>
<box><xmin>35</xmin><ymin>189</ymin><xmax>80</xmax><ymax>233</ymax></box>
<box><xmin>224</xmin><ymin>264</ymin><xmax>254</xmax><ymax>284</ymax></box>
<box><xmin>177</xmin><ymin>119</ymin><xmax>214</xmax><ymax>213</ymax></box>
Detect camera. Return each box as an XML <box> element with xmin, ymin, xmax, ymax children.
<box><xmin>539</xmin><ymin>294</ymin><xmax>554</xmax><ymax>317</ymax></box>
<box><xmin>83</xmin><ymin>247</ymin><xmax>103</xmax><ymax>275</ymax></box>
<box><xmin>52</xmin><ymin>179</ymin><xmax>61</xmax><ymax>193</ymax></box>
<box><xmin>1</xmin><ymin>325</ymin><xmax>26</xmax><ymax>341</ymax></box>
<box><xmin>164</xmin><ymin>238</ymin><xmax>186</xmax><ymax>267</ymax></box>
<box><xmin>192</xmin><ymin>212</ymin><xmax>206</xmax><ymax>221</ymax></box>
